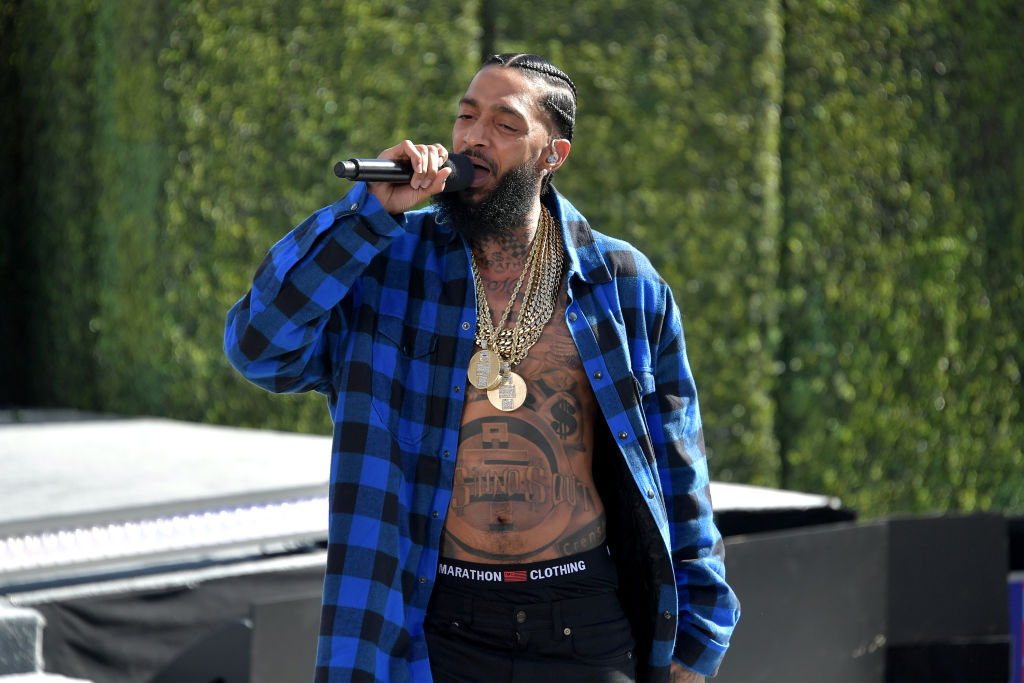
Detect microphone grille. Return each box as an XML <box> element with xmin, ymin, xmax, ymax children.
<box><xmin>442</xmin><ymin>154</ymin><xmax>474</xmax><ymax>193</ymax></box>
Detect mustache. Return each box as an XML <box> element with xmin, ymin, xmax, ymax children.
<box><xmin>458</xmin><ymin>149</ymin><xmax>497</xmax><ymax>176</ymax></box>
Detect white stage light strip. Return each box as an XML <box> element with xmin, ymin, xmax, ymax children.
<box><xmin>0</xmin><ymin>496</ymin><xmax>329</xmax><ymax>578</ymax></box>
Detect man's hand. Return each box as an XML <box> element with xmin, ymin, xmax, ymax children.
<box><xmin>367</xmin><ymin>140</ymin><xmax>453</xmax><ymax>215</ymax></box>
<box><xmin>670</xmin><ymin>661</ymin><xmax>704</xmax><ymax>683</ymax></box>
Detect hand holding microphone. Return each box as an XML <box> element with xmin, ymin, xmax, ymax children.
<box><xmin>335</xmin><ymin>141</ymin><xmax>473</xmax><ymax>214</ymax></box>
<box><xmin>335</xmin><ymin>155</ymin><xmax>473</xmax><ymax>189</ymax></box>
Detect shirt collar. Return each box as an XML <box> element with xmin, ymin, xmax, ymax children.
<box><xmin>544</xmin><ymin>188</ymin><xmax>612</xmax><ymax>285</ymax></box>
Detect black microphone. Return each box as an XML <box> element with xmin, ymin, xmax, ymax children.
<box><xmin>334</xmin><ymin>153</ymin><xmax>474</xmax><ymax>192</ymax></box>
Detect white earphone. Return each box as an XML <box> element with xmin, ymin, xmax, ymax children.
<box><xmin>546</xmin><ymin>141</ymin><xmax>559</xmax><ymax>164</ymax></box>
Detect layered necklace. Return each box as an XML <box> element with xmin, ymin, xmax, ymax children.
<box><xmin>467</xmin><ymin>205</ymin><xmax>564</xmax><ymax>411</ymax></box>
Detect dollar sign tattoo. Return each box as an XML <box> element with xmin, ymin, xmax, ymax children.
<box><xmin>550</xmin><ymin>398</ymin><xmax>578</xmax><ymax>440</ymax></box>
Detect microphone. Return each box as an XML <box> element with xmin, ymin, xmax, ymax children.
<box><xmin>334</xmin><ymin>153</ymin><xmax>474</xmax><ymax>192</ymax></box>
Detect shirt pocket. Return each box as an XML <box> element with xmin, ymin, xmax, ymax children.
<box><xmin>370</xmin><ymin>314</ymin><xmax>438</xmax><ymax>447</ymax></box>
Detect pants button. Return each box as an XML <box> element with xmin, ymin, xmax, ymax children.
<box><xmin>515</xmin><ymin>609</ymin><xmax>527</xmax><ymax>624</ymax></box>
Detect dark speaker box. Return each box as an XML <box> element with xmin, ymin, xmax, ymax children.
<box><xmin>716</xmin><ymin>514</ymin><xmax>1008</xmax><ymax>682</ymax></box>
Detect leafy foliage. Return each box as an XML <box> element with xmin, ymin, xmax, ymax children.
<box><xmin>156</xmin><ymin>0</ymin><xmax>480</xmax><ymax>432</ymax></box>
<box><xmin>496</xmin><ymin>1</ymin><xmax>786</xmax><ymax>486</ymax></box>
<box><xmin>5</xmin><ymin>0</ymin><xmax>102</xmax><ymax>409</ymax></box>
<box><xmin>3</xmin><ymin>0</ymin><xmax>1021</xmax><ymax>516</ymax></box>
<box><xmin>775</xmin><ymin>0</ymin><xmax>1024</xmax><ymax>512</ymax></box>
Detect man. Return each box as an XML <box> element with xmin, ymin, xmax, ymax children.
<box><xmin>225</xmin><ymin>53</ymin><xmax>738</xmax><ymax>682</ymax></box>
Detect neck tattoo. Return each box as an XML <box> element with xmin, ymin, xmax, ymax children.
<box><xmin>467</xmin><ymin>206</ymin><xmax>563</xmax><ymax>411</ymax></box>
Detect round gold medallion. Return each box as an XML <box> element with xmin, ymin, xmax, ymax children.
<box><xmin>467</xmin><ymin>349</ymin><xmax>502</xmax><ymax>390</ymax></box>
<box><xmin>487</xmin><ymin>371</ymin><xmax>527</xmax><ymax>412</ymax></box>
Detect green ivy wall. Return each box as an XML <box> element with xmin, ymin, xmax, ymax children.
<box><xmin>2</xmin><ymin>0</ymin><xmax>1021</xmax><ymax>516</ymax></box>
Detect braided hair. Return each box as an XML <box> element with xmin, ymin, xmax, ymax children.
<box><xmin>482</xmin><ymin>53</ymin><xmax>577</xmax><ymax>143</ymax></box>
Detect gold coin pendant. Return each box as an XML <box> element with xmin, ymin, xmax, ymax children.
<box><xmin>467</xmin><ymin>349</ymin><xmax>503</xmax><ymax>390</ymax></box>
<box><xmin>487</xmin><ymin>371</ymin><xmax>527</xmax><ymax>412</ymax></box>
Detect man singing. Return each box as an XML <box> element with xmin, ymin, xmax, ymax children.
<box><xmin>225</xmin><ymin>53</ymin><xmax>739</xmax><ymax>682</ymax></box>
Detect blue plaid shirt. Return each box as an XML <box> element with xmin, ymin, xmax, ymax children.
<box><xmin>225</xmin><ymin>183</ymin><xmax>739</xmax><ymax>681</ymax></box>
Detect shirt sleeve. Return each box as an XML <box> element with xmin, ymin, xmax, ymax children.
<box><xmin>652</xmin><ymin>285</ymin><xmax>741</xmax><ymax>676</ymax></box>
<box><xmin>224</xmin><ymin>183</ymin><xmax>404</xmax><ymax>394</ymax></box>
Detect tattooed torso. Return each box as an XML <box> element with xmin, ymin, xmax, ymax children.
<box><xmin>442</xmin><ymin>241</ymin><xmax>605</xmax><ymax>563</ymax></box>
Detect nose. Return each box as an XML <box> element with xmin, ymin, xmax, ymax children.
<box><xmin>462</xmin><ymin>117</ymin><xmax>489</xmax><ymax>149</ymax></box>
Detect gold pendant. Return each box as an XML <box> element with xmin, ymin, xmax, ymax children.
<box><xmin>467</xmin><ymin>349</ymin><xmax>503</xmax><ymax>390</ymax></box>
<box><xmin>487</xmin><ymin>371</ymin><xmax>527</xmax><ymax>412</ymax></box>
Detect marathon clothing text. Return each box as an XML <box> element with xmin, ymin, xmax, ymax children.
<box><xmin>437</xmin><ymin>558</ymin><xmax>589</xmax><ymax>583</ymax></box>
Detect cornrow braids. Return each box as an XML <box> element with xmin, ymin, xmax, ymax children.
<box><xmin>483</xmin><ymin>53</ymin><xmax>577</xmax><ymax>143</ymax></box>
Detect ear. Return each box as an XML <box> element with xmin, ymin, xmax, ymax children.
<box><xmin>546</xmin><ymin>138</ymin><xmax>571</xmax><ymax>172</ymax></box>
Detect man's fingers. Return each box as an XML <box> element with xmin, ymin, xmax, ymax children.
<box><xmin>366</xmin><ymin>141</ymin><xmax>452</xmax><ymax>213</ymax></box>
<box><xmin>431</xmin><ymin>166</ymin><xmax>454</xmax><ymax>193</ymax></box>
<box><xmin>413</xmin><ymin>143</ymin><xmax>448</xmax><ymax>190</ymax></box>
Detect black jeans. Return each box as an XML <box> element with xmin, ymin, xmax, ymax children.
<box><xmin>424</xmin><ymin>548</ymin><xmax>636</xmax><ymax>682</ymax></box>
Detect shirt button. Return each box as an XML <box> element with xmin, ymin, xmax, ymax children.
<box><xmin>663</xmin><ymin>611</ymin><xmax>674</xmax><ymax>620</ymax></box>
<box><xmin>454</xmin><ymin>385</ymin><xmax>461</xmax><ymax>393</ymax></box>
<box><xmin>432</xmin><ymin>510</ymin><xmax>439</xmax><ymax>518</ymax></box>
<box><xmin>618</xmin><ymin>431</ymin><xmax>628</xmax><ymax>440</ymax></box>
<box><xmin>515</xmin><ymin>610</ymin><xmax>527</xmax><ymax>624</ymax></box>
<box><xmin>443</xmin><ymin>450</ymin><xmax>451</xmax><ymax>458</ymax></box>
<box><xmin>462</xmin><ymin>321</ymin><xmax>471</xmax><ymax>330</ymax></box>
<box><xmin>563</xmin><ymin>627</ymin><xmax>572</xmax><ymax>636</ymax></box>
<box><xmin>567</xmin><ymin>312</ymin><xmax>577</xmax><ymax>322</ymax></box>
<box><xmin>350</xmin><ymin>203</ymin><xmax>359</xmax><ymax>211</ymax></box>
<box><xmin>593</xmin><ymin>371</ymin><xmax>603</xmax><ymax>380</ymax></box>
<box><xmin>648</xmin><ymin>489</ymin><xmax>656</xmax><ymax>499</ymax></box>
<box><xmin>420</xmin><ymin>576</ymin><xmax>427</xmax><ymax>584</ymax></box>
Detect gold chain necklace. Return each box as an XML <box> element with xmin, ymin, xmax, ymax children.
<box><xmin>467</xmin><ymin>206</ymin><xmax>564</xmax><ymax>411</ymax></box>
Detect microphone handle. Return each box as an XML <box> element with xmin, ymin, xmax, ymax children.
<box><xmin>333</xmin><ymin>158</ymin><xmax>414</xmax><ymax>181</ymax></box>
<box><xmin>334</xmin><ymin>154</ymin><xmax>474</xmax><ymax>193</ymax></box>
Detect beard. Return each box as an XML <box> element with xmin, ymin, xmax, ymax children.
<box><xmin>432</xmin><ymin>156</ymin><xmax>541</xmax><ymax>244</ymax></box>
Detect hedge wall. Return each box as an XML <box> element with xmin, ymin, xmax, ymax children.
<box><xmin>497</xmin><ymin>0</ymin><xmax>785</xmax><ymax>485</ymax></box>
<box><xmin>4</xmin><ymin>0</ymin><xmax>102</xmax><ymax>409</ymax></box>
<box><xmin>3</xmin><ymin>0</ymin><xmax>1021</xmax><ymax>517</ymax></box>
<box><xmin>776</xmin><ymin>0</ymin><xmax>1024</xmax><ymax>511</ymax></box>
<box><xmin>157</xmin><ymin>0</ymin><xmax>479</xmax><ymax>433</ymax></box>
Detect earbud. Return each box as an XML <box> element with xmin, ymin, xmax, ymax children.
<box><xmin>546</xmin><ymin>141</ymin><xmax>559</xmax><ymax>165</ymax></box>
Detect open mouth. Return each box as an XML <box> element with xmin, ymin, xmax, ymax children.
<box><xmin>465</xmin><ymin>154</ymin><xmax>495</xmax><ymax>188</ymax></box>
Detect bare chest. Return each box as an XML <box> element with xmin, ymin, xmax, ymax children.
<box><xmin>443</xmin><ymin>283</ymin><xmax>606</xmax><ymax>562</ymax></box>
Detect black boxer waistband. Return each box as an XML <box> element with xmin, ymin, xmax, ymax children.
<box><xmin>434</xmin><ymin>546</ymin><xmax>617</xmax><ymax>592</ymax></box>
<box><xmin>430</xmin><ymin>546</ymin><xmax>622</xmax><ymax>622</ymax></box>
